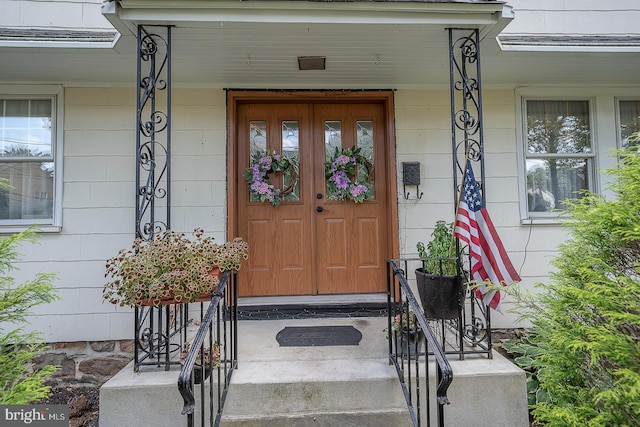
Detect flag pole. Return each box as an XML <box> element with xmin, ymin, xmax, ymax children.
<box><xmin>450</xmin><ymin>147</ymin><xmax>473</xmax><ymax>258</ymax></box>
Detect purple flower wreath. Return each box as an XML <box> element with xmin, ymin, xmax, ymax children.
<box><xmin>325</xmin><ymin>146</ymin><xmax>373</xmax><ymax>203</ymax></box>
<box><xmin>244</xmin><ymin>150</ymin><xmax>296</xmax><ymax>206</ymax></box>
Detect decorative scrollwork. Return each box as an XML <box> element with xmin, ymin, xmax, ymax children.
<box><xmin>448</xmin><ymin>29</ymin><xmax>492</xmax><ymax>356</ymax></box>
<box><xmin>140</xmin><ymin>221</ymin><xmax>168</xmax><ymax>242</ymax></box>
<box><xmin>138</xmin><ymin>182</ymin><xmax>167</xmax><ymax>201</ymax></box>
<box><xmin>455</xmin><ymin>139</ymin><xmax>482</xmax><ymax>171</ymax></box>
<box><xmin>456</xmin><ymin>36</ymin><xmax>478</xmax><ymax>63</ymax></box>
<box><xmin>138</xmin><ymin>140</ymin><xmax>167</xmax><ymax>167</ymax></box>
<box><xmin>134</xmin><ymin>25</ymin><xmax>174</xmax><ymax>371</ymax></box>
<box><xmin>464</xmin><ymin>316</ymin><xmax>487</xmax><ymax>345</ymax></box>
<box><xmin>454</xmin><ymin>110</ymin><xmax>479</xmax><ymax>134</ymax></box>
<box><xmin>136</xmin><ymin>27</ymin><xmax>170</xmax><ymax>241</ymax></box>
<box><xmin>139</xmin><ymin>33</ymin><xmax>165</xmax><ymax>60</ymax></box>
<box><xmin>140</xmin><ymin>111</ymin><xmax>168</xmax><ymax>136</ymax></box>
<box><xmin>454</xmin><ymin>78</ymin><xmax>479</xmax><ymax>96</ymax></box>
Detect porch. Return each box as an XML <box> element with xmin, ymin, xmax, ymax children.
<box><xmin>100</xmin><ymin>292</ymin><xmax>528</xmax><ymax>426</ymax></box>
<box><xmin>97</xmin><ymin>2</ymin><xmax>528</xmax><ymax>425</ymax></box>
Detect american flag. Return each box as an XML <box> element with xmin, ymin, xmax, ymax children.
<box><xmin>454</xmin><ymin>160</ymin><xmax>521</xmax><ymax>312</ymax></box>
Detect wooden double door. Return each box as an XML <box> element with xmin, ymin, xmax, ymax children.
<box><xmin>235</xmin><ymin>100</ymin><xmax>392</xmax><ymax>297</ymax></box>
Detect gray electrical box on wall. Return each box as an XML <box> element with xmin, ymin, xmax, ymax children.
<box><xmin>402</xmin><ymin>162</ymin><xmax>421</xmax><ymax>185</ymax></box>
<box><xmin>402</xmin><ymin>162</ymin><xmax>423</xmax><ymax>199</ymax></box>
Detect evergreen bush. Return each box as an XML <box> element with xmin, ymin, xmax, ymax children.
<box><xmin>504</xmin><ymin>144</ymin><xmax>640</xmax><ymax>426</ymax></box>
<box><xmin>0</xmin><ymin>227</ymin><xmax>59</xmax><ymax>404</ymax></box>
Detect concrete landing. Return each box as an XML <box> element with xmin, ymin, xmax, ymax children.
<box><xmin>99</xmin><ymin>316</ymin><xmax>529</xmax><ymax>427</ymax></box>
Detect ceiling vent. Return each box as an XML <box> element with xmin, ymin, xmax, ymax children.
<box><xmin>298</xmin><ymin>56</ymin><xmax>326</xmax><ymax>71</ymax></box>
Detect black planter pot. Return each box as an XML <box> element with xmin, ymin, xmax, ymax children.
<box><xmin>415</xmin><ymin>268</ymin><xmax>461</xmax><ymax>320</ymax></box>
<box><xmin>193</xmin><ymin>364</ymin><xmax>211</xmax><ymax>384</ymax></box>
<box><xmin>399</xmin><ymin>330</ymin><xmax>421</xmax><ymax>360</ymax></box>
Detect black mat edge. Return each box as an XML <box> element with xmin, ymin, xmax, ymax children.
<box><xmin>238</xmin><ymin>303</ymin><xmax>388</xmax><ymax>320</ymax></box>
<box><xmin>275</xmin><ymin>325</ymin><xmax>363</xmax><ymax>347</ymax></box>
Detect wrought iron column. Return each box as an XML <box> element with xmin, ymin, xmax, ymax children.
<box><xmin>134</xmin><ymin>25</ymin><xmax>180</xmax><ymax>370</ymax></box>
<box><xmin>448</xmin><ymin>28</ymin><xmax>492</xmax><ymax>358</ymax></box>
<box><xmin>136</xmin><ymin>25</ymin><xmax>171</xmax><ymax>236</ymax></box>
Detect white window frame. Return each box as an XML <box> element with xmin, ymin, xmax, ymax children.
<box><xmin>515</xmin><ymin>87</ymin><xmax>634</xmax><ymax>224</ymax></box>
<box><xmin>0</xmin><ymin>85</ymin><xmax>63</xmax><ymax>232</ymax></box>
<box><xmin>616</xmin><ymin>97</ymin><xmax>640</xmax><ymax>150</ymax></box>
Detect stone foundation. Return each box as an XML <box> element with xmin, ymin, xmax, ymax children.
<box><xmin>34</xmin><ymin>340</ymin><xmax>134</xmax><ymax>387</ymax></box>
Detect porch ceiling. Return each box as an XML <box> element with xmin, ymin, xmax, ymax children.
<box><xmin>0</xmin><ymin>1</ymin><xmax>639</xmax><ymax>88</ymax></box>
<box><xmin>0</xmin><ymin>0</ymin><xmax>503</xmax><ymax>88</ymax></box>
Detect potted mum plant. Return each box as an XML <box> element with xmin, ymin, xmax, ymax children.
<box><xmin>415</xmin><ymin>220</ymin><xmax>464</xmax><ymax>319</ymax></box>
<box><xmin>103</xmin><ymin>228</ymin><xmax>248</xmax><ymax>307</ymax></box>
<box><xmin>387</xmin><ymin>310</ymin><xmax>420</xmax><ymax>359</ymax></box>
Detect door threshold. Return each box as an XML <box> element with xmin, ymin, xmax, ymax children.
<box><xmin>237</xmin><ymin>293</ymin><xmax>388</xmax><ymax>320</ymax></box>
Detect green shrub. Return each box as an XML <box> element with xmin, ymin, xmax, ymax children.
<box><xmin>502</xmin><ymin>332</ymin><xmax>548</xmax><ymax>407</ymax></box>
<box><xmin>416</xmin><ymin>220</ymin><xmax>458</xmax><ymax>275</ymax></box>
<box><xmin>0</xmin><ymin>227</ymin><xmax>59</xmax><ymax>404</ymax></box>
<box><xmin>506</xmin><ymin>145</ymin><xmax>640</xmax><ymax>426</ymax></box>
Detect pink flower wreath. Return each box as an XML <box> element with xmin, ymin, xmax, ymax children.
<box><xmin>325</xmin><ymin>146</ymin><xmax>373</xmax><ymax>203</ymax></box>
<box><xmin>244</xmin><ymin>150</ymin><xmax>297</xmax><ymax>207</ymax></box>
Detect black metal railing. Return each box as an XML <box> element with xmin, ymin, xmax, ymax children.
<box><xmin>178</xmin><ymin>271</ymin><xmax>238</xmax><ymax>427</ymax></box>
<box><xmin>387</xmin><ymin>259</ymin><xmax>453</xmax><ymax>427</ymax></box>
<box><xmin>389</xmin><ymin>258</ymin><xmax>492</xmax><ymax>361</ymax></box>
<box><xmin>134</xmin><ymin>300</ymin><xmax>189</xmax><ymax>371</ymax></box>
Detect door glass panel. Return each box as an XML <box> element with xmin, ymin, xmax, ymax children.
<box><xmin>357</xmin><ymin>120</ymin><xmax>375</xmax><ymax>199</ymax></box>
<box><xmin>282</xmin><ymin>121</ymin><xmax>300</xmax><ymax>201</ymax></box>
<box><xmin>250</xmin><ymin>121</ymin><xmax>267</xmax><ymax>154</ymax></box>
<box><xmin>324</xmin><ymin>121</ymin><xmax>342</xmax><ymax>153</ymax></box>
<box><xmin>249</xmin><ymin>121</ymin><xmax>267</xmax><ymax>202</ymax></box>
<box><xmin>324</xmin><ymin>121</ymin><xmax>342</xmax><ymax>201</ymax></box>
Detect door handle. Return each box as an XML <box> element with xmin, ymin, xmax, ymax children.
<box><xmin>316</xmin><ymin>206</ymin><xmax>324</xmax><ymax>213</ymax></box>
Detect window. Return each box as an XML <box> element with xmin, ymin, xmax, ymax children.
<box><xmin>523</xmin><ymin>100</ymin><xmax>594</xmax><ymax>215</ymax></box>
<box><xmin>619</xmin><ymin>100</ymin><xmax>640</xmax><ymax>149</ymax></box>
<box><xmin>0</xmin><ymin>86</ymin><xmax>62</xmax><ymax>229</ymax></box>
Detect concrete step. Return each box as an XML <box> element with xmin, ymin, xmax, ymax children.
<box><xmin>218</xmin><ymin>317</ymin><xmax>411</xmax><ymax>425</ymax></box>
<box><xmin>99</xmin><ymin>317</ymin><xmax>529</xmax><ymax>427</ymax></box>
<box><xmin>100</xmin><ymin>360</ymin><xmax>185</xmax><ymax>427</ymax></box>
<box><xmin>220</xmin><ymin>410</ymin><xmax>413</xmax><ymax>426</ymax></box>
<box><xmin>220</xmin><ymin>359</ymin><xmax>412</xmax><ymax>425</ymax></box>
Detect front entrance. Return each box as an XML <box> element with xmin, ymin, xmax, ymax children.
<box><xmin>229</xmin><ymin>91</ymin><xmax>398</xmax><ymax>297</ymax></box>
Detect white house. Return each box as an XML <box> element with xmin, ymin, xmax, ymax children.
<box><xmin>0</xmin><ymin>0</ymin><xmax>639</xmax><ymax>349</ymax></box>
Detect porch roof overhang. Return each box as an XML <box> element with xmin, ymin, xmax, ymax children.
<box><xmin>0</xmin><ymin>0</ymin><xmax>512</xmax><ymax>88</ymax></box>
<box><xmin>1</xmin><ymin>1</ymin><xmax>639</xmax><ymax>88</ymax></box>
<box><xmin>98</xmin><ymin>0</ymin><xmax>513</xmax><ymax>89</ymax></box>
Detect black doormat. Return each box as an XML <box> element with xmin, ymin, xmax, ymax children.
<box><xmin>275</xmin><ymin>325</ymin><xmax>362</xmax><ymax>347</ymax></box>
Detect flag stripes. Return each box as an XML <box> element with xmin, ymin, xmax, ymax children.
<box><xmin>454</xmin><ymin>160</ymin><xmax>520</xmax><ymax>312</ymax></box>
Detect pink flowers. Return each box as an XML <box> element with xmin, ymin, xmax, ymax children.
<box><xmin>244</xmin><ymin>150</ymin><xmax>294</xmax><ymax>206</ymax></box>
<box><xmin>350</xmin><ymin>184</ymin><xmax>368</xmax><ymax>199</ymax></box>
<box><xmin>332</xmin><ymin>171</ymin><xmax>350</xmax><ymax>190</ymax></box>
<box><xmin>324</xmin><ymin>146</ymin><xmax>372</xmax><ymax>203</ymax></box>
